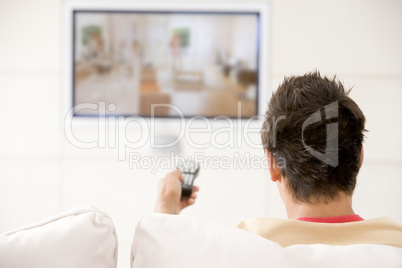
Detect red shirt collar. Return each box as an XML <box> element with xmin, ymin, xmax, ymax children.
<box><xmin>297</xmin><ymin>214</ymin><xmax>364</xmax><ymax>223</ymax></box>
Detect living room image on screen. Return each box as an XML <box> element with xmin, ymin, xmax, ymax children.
<box><xmin>73</xmin><ymin>11</ymin><xmax>259</xmax><ymax>118</ymax></box>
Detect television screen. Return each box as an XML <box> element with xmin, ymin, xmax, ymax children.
<box><xmin>72</xmin><ymin>10</ymin><xmax>260</xmax><ymax>118</ymax></box>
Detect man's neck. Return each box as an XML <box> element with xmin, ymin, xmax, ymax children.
<box><xmin>285</xmin><ymin>193</ymin><xmax>355</xmax><ymax>219</ymax></box>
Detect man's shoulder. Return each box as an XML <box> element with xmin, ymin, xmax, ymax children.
<box><xmin>235</xmin><ymin>216</ymin><xmax>402</xmax><ymax>248</ymax></box>
<box><xmin>235</xmin><ymin>216</ymin><xmax>401</xmax><ymax>228</ymax></box>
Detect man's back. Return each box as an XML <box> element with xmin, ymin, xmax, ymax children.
<box><xmin>235</xmin><ymin>216</ymin><xmax>402</xmax><ymax>248</ymax></box>
<box><xmin>154</xmin><ymin>72</ymin><xmax>402</xmax><ymax>251</ymax></box>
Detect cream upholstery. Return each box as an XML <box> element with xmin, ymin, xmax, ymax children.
<box><xmin>0</xmin><ymin>206</ymin><xmax>118</xmax><ymax>268</ymax></box>
<box><xmin>131</xmin><ymin>213</ymin><xmax>402</xmax><ymax>268</ymax></box>
<box><xmin>3</xmin><ymin>208</ymin><xmax>401</xmax><ymax>268</ymax></box>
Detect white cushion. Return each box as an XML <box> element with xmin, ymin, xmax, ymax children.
<box><xmin>0</xmin><ymin>205</ymin><xmax>118</xmax><ymax>268</ymax></box>
<box><xmin>131</xmin><ymin>213</ymin><xmax>402</xmax><ymax>268</ymax></box>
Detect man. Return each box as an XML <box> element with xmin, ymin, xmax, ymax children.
<box><xmin>154</xmin><ymin>72</ymin><xmax>402</xmax><ymax>248</ymax></box>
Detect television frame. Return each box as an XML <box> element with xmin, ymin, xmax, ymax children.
<box><xmin>63</xmin><ymin>1</ymin><xmax>270</xmax><ymax>128</ymax></box>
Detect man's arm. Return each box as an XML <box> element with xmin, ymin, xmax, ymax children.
<box><xmin>154</xmin><ymin>169</ymin><xmax>199</xmax><ymax>215</ymax></box>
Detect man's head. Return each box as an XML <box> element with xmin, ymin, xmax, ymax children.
<box><xmin>261</xmin><ymin>72</ymin><xmax>366</xmax><ymax>204</ymax></box>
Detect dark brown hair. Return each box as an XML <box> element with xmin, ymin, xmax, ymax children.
<box><xmin>261</xmin><ymin>71</ymin><xmax>366</xmax><ymax>203</ymax></box>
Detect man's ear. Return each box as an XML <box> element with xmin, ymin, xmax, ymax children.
<box><xmin>359</xmin><ymin>147</ymin><xmax>364</xmax><ymax>170</ymax></box>
<box><xmin>265</xmin><ymin>149</ymin><xmax>282</xmax><ymax>182</ymax></box>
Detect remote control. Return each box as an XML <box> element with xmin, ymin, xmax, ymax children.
<box><xmin>177</xmin><ymin>161</ymin><xmax>200</xmax><ymax>197</ymax></box>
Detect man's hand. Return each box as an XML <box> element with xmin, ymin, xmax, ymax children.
<box><xmin>154</xmin><ymin>169</ymin><xmax>199</xmax><ymax>215</ymax></box>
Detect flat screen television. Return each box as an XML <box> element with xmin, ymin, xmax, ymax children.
<box><xmin>64</xmin><ymin>2</ymin><xmax>269</xmax><ymax>121</ymax></box>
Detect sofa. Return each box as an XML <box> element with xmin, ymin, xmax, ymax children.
<box><xmin>1</xmin><ymin>206</ymin><xmax>401</xmax><ymax>268</ymax></box>
<box><xmin>0</xmin><ymin>206</ymin><xmax>118</xmax><ymax>268</ymax></box>
<box><xmin>131</xmin><ymin>213</ymin><xmax>402</xmax><ymax>268</ymax></box>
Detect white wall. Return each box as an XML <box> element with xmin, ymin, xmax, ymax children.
<box><xmin>0</xmin><ymin>0</ymin><xmax>401</xmax><ymax>267</ymax></box>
